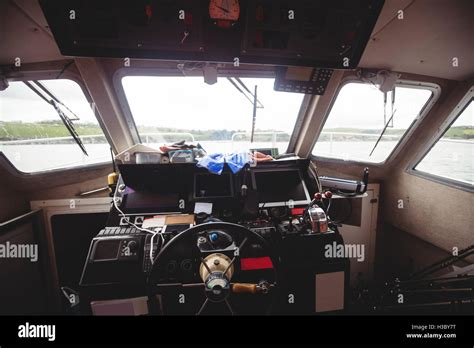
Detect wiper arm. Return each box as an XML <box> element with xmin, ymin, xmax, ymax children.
<box><xmin>23</xmin><ymin>81</ymin><xmax>88</xmax><ymax>156</ymax></box>
<box><xmin>34</xmin><ymin>81</ymin><xmax>80</xmax><ymax>121</ymax></box>
<box><xmin>251</xmin><ymin>85</ymin><xmax>257</xmax><ymax>143</ymax></box>
<box><xmin>226</xmin><ymin>77</ymin><xmax>264</xmax><ymax>108</ymax></box>
<box><xmin>235</xmin><ymin>77</ymin><xmax>264</xmax><ymax>108</ymax></box>
<box><xmin>369</xmin><ymin>108</ymin><xmax>397</xmax><ymax>157</ymax></box>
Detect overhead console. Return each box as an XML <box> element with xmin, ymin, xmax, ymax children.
<box><xmin>39</xmin><ymin>0</ymin><xmax>384</xmax><ymax>69</ymax></box>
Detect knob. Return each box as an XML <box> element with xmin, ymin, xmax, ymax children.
<box><xmin>128</xmin><ymin>240</ymin><xmax>138</xmax><ymax>253</ymax></box>
<box><xmin>210</xmin><ymin>232</ymin><xmax>218</xmax><ymax>242</ymax></box>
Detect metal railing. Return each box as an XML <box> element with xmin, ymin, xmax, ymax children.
<box><xmin>318</xmin><ymin>131</ymin><xmax>473</xmax><ymax>154</ymax></box>
<box><xmin>0</xmin><ymin>134</ymin><xmax>106</xmax><ymax>145</ymax></box>
<box><xmin>1</xmin><ymin>130</ymin><xmax>471</xmax><ymax>147</ymax></box>
<box><xmin>141</xmin><ymin>132</ymin><xmax>195</xmax><ymax>143</ymax></box>
<box><xmin>0</xmin><ymin>132</ymin><xmax>195</xmax><ymax>145</ymax></box>
<box><xmin>231</xmin><ymin>131</ymin><xmax>289</xmax><ymax>148</ymax></box>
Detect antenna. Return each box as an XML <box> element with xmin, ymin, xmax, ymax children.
<box><xmin>250</xmin><ymin>85</ymin><xmax>257</xmax><ymax>143</ymax></box>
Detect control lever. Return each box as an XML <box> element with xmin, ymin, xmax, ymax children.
<box><xmin>361</xmin><ymin>167</ymin><xmax>369</xmax><ymax>194</ymax></box>
<box><xmin>325</xmin><ymin>190</ymin><xmax>333</xmax><ymax>214</ymax></box>
<box><xmin>241</xmin><ymin>164</ymin><xmax>249</xmax><ymax>197</ymax></box>
<box><xmin>241</xmin><ymin>184</ymin><xmax>248</xmax><ymax>197</ymax></box>
<box><xmin>304</xmin><ymin>192</ymin><xmax>329</xmax><ymax>233</ymax></box>
<box><xmin>231</xmin><ymin>281</ymin><xmax>273</xmax><ymax>294</ymax></box>
<box><xmin>319</xmin><ymin>167</ymin><xmax>369</xmax><ymax>195</ymax></box>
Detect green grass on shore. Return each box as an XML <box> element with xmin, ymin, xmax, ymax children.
<box><xmin>0</xmin><ymin>121</ymin><xmax>472</xmax><ymax>141</ymax></box>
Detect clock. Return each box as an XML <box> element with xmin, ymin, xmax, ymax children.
<box><xmin>209</xmin><ymin>0</ymin><xmax>240</xmax><ymax>28</ymax></box>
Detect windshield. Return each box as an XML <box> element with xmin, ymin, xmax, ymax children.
<box><xmin>121</xmin><ymin>76</ymin><xmax>304</xmax><ymax>154</ymax></box>
<box><xmin>0</xmin><ymin>79</ymin><xmax>110</xmax><ymax>172</ymax></box>
<box><xmin>312</xmin><ymin>83</ymin><xmax>433</xmax><ymax>163</ymax></box>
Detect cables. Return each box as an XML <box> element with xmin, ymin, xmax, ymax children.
<box><xmin>309</xmin><ymin>161</ymin><xmax>322</xmax><ymax>193</ymax></box>
<box><xmin>112</xmin><ymin>192</ymin><xmax>164</xmax><ymax>265</ymax></box>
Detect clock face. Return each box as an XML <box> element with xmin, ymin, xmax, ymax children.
<box><xmin>209</xmin><ymin>0</ymin><xmax>240</xmax><ymax>23</ymax></box>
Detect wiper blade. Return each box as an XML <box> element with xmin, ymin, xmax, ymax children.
<box><xmin>23</xmin><ymin>81</ymin><xmax>88</xmax><ymax>156</ymax></box>
<box><xmin>235</xmin><ymin>77</ymin><xmax>264</xmax><ymax>108</ymax></box>
<box><xmin>369</xmin><ymin>108</ymin><xmax>397</xmax><ymax>157</ymax></box>
<box><xmin>34</xmin><ymin>80</ymin><xmax>80</xmax><ymax>121</ymax></box>
<box><xmin>226</xmin><ymin>77</ymin><xmax>264</xmax><ymax>108</ymax></box>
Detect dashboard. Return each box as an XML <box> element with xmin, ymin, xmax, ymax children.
<box><xmin>80</xmin><ymin>158</ymin><xmax>350</xmax><ymax>315</ymax></box>
<box><xmin>114</xmin><ymin>158</ymin><xmax>315</xmax><ymax>219</ymax></box>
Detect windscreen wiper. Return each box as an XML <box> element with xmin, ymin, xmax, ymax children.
<box><xmin>251</xmin><ymin>85</ymin><xmax>257</xmax><ymax>143</ymax></box>
<box><xmin>23</xmin><ymin>81</ymin><xmax>88</xmax><ymax>156</ymax></box>
<box><xmin>33</xmin><ymin>80</ymin><xmax>80</xmax><ymax>120</ymax></box>
<box><xmin>369</xmin><ymin>108</ymin><xmax>397</xmax><ymax>157</ymax></box>
<box><xmin>226</xmin><ymin>77</ymin><xmax>264</xmax><ymax>108</ymax></box>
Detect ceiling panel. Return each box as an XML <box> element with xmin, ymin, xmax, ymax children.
<box><xmin>359</xmin><ymin>0</ymin><xmax>474</xmax><ymax>81</ymax></box>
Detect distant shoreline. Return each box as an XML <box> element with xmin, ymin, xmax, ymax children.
<box><xmin>1</xmin><ymin>121</ymin><xmax>472</xmax><ymax>141</ymax></box>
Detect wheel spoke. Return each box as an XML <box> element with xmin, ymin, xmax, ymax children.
<box><xmin>196</xmin><ymin>298</ymin><xmax>209</xmax><ymax>315</ymax></box>
<box><xmin>223</xmin><ymin>236</ymin><xmax>248</xmax><ymax>276</ymax></box>
<box><xmin>155</xmin><ymin>282</ymin><xmax>204</xmax><ymax>289</ymax></box>
<box><xmin>224</xmin><ymin>299</ymin><xmax>235</xmax><ymax>315</ymax></box>
<box><xmin>200</xmin><ymin>257</ymin><xmax>213</xmax><ymax>274</ymax></box>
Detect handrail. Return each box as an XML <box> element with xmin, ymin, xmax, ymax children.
<box><xmin>0</xmin><ymin>134</ymin><xmax>106</xmax><ymax>145</ymax></box>
<box><xmin>1</xmin><ymin>131</ymin><xmax>471</xmax><ymax>145</ymax></box>
<box><xmin>0</xmin><ymin>132</ymin><xmax>195</xmax><ymax>145</ymax></box>
<box><xmin>320</xmin><ymin>131</ymin><xmax>399</xmax><ymax>138</ymax></box>
<box><xmin>318</xmin><ymin>131</ymin><xmax>473</xmax><ymax>144</ymax></box>
<box><xmin>141</xmin><ymin>132</ymin><xmax>195</xmax><ymax>143</ymax></box>
<box><xmin>0</xmin><ymin>209</ymin><xmax>42</xmax><ymax>233</ymax></box>
<box><xmin>231</xmin><ymin>131</ymin><xmax>289</xmax><ymax>148</ymax></box>
<box><xmin>231</xmin><ymin>131</ymin><xmax>288</xmax><ymax>140</ymax></box>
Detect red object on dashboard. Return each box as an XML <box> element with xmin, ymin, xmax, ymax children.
<box><xmin>145</xmin><ymin>5</ymin><xmax>152</xmax><ymax>20</ymax></box>
<box><xmin>240</xmin><ymin>257</ymin><xmax>273</xmax><ymax>271</ymax></box>
<box><xmin>291</xmin><ymin>208</ymin><xmax>305</xmax><ymax>216</ymax></box>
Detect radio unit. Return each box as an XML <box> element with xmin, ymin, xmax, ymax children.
<box><xmin>80</xmin><ymin>229</ymin><xmax>146</xmax><ymax>286</ymax></box>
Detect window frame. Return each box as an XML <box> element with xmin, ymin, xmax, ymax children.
<box><xmin>408</xmin><ymin>86</ymin><xmax>473</xmax><ymax>192</ymax></box>
<box><xmin>310</xmin><ymin>77</ymin><xmax>440</xmax><ymax>166</ymax></box>
<box><xmin>0</xmin><ymin>73</ymin><xmax>114</xmax><ymax>175</ymax></box>
<box><xmin>113</xmin><ymin>67</ymin><xmax>311</xmax><ymax>154</ymax></box>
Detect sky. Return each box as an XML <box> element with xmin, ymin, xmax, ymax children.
<box><xmin>0</xmin><ymin>79</ymin><xmax>97</xmax><ymax>124</ymax></box>
<box><xmin>121</xmin><ymin>76</ymin><xmax>304</xmax><ymax>132</ymax></box>
<box><xmin>325</xmin><ymin>83</ymin><xmax>433</xmax><ymax>129</ymax></box>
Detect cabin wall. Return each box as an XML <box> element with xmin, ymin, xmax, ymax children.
<box><xmin>0</xmin><ymin>184</ymin><xmax>29</xmax><ymax>222</ymax></box>
<box><xmin>374</xmin><ymin>223</ymin><xmax>453</xmax><ymax>281</ymax></box>
<box><xmin>26</xmin><ymin>168</ymin><xmax>112</xmax><ymax>201</ymax></box>
<box><xmin>311</xmin><ymin>76</ymin><xmax>472</xmax><ymax>280</ymax></box>
<box><xmin>382</xmin><ymin>173</ymin><xmax>472</xmax><ymax>254</ymax></box>
<box><xmin>382</xmin><ymin>80</ymin><xmax>473</xmax><ymax>255</ymax></box>
<box><xmin>0</xmin><ymin>211</ymin><xmax>49</xmax><ymax>315</ymax></box>
<box><xmin>0</xmin><ymin>157</ymin><xmax>30</xmax><ymax>222</ymax></box>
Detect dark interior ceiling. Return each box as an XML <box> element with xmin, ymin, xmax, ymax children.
<box><xmin>0</xmin><ymin>0</ymin><xmax>473</xmax><ymax>81</ymax></box>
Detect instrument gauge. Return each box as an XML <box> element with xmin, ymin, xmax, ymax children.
<box><xmin>209</xmin><ymin>0</ymin><xmax>240</xmax><ymax>28</ymax></box>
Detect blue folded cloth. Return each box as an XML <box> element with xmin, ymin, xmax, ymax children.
<box><xmin>196</xmin><ymin>153</ymin><xmax>226</xmax><ymax>174</ymax></box>
<box><xmin>225</xmin><ymin>152</ymin><xmax>251</xmax><ymax>174</ymax></box>
<box><xmin>197</xmin><ymin>152</ymin><xmax>251</xmax><ymax>174</ymax></box>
